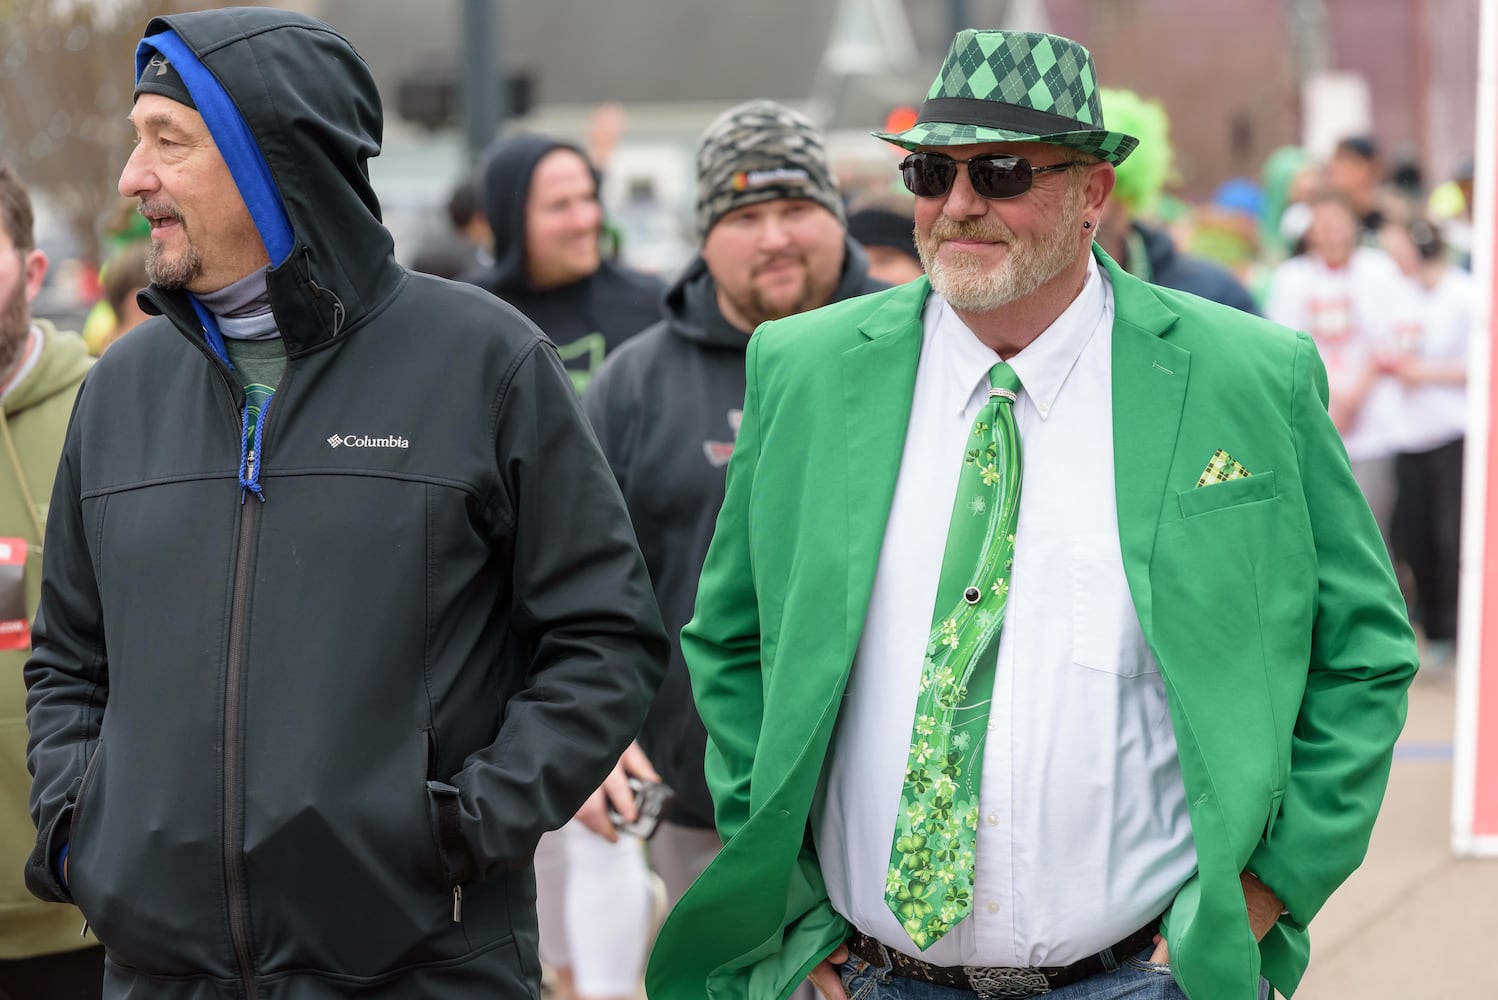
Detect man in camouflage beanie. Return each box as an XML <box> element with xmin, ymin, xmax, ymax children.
<box><xmin>581</xmin><ymin>99</ymin><xmax>882</xmax><ymax>955</ymax></box>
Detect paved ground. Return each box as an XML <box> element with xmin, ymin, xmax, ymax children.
<box><xmin>1295</xmin><ymin>669</ymin><xmax>1498</xmax><ymax>997</ymax></box>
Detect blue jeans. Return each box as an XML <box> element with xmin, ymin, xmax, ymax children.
<box><xmin>837</xmin><ymin>945</ymin><xmax>1245</xmax><ymax>1000</ymax></box>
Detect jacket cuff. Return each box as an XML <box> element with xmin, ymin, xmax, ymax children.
<box><xmin>1244</xmin><ymin>840</ymin><xmax>1313</xmax><ymax>923</ymax></box>
<box><xmin>25</xmin><ymin>800</ymin><xmax>75</xmax><ymax>904</ymax></box>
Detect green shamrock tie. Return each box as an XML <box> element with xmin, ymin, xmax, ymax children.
<box><xmin>885</xmin><ymin>361</ymin><xmax>1023</xmax><ymax>950</ymax></box>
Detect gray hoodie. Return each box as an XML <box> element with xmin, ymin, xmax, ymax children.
<box><xmin>585</xmin><ymin>237</ymin><xmax>884</xmax><ymax>828</ymax></box>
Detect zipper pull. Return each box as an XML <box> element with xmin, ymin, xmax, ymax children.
<box><xmin>452</xmin><ymin>885</ymin><xmax>463</xmax><ymax>923</ymax></box>
<box><xmin>80</xmin><ymin>918</ymin><xmax>90</xmax><ymax>938</ymax></box>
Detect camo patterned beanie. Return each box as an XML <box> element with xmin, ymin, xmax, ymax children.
<box><xmin>696</xmin><ymin>99</ymin><xmax>845</xmax><ymax>240</ymax></box>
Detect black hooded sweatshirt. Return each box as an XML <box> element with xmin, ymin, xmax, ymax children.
<box><xmin>460</xmin><ymin>135</ymin><xmax>664</xmax><ymax>393</ymax></box>
<box><xmin>23</xmin><ymin>10</ymin><xmax>666</xmax><ymax>998</ymax></box>
<box><xmin>584</xmin><ymin>238</ymin><xmax>885</xmax><ymax>830</ymax></box>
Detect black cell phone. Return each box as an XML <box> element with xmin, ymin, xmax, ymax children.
<box><xmin>607</xmin><ymin>777</ymin><xmax>674</xmax><ymax>839</ymax></box>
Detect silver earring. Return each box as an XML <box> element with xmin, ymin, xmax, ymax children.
<box><xmin>1082</xmin><ymin>220</ymin><xmax>1093</xmax><ymax>230</ymax></box>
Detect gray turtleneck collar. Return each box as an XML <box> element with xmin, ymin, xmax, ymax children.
<box><xmin>195</xmin><ymin>269</ymin><xmax>278</xmax><ymax>340</ymax></box>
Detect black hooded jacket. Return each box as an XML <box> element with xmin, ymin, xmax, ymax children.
<box><xmin>1128</xmin><ymin>221</ymin><xmax>1259</xmax><ymax>315</ymax></box>
<box><xmin>460</xmin><ymin>135</ymin><xmax>664</xmax><ymax>392</ymax></box>
<box><xmin>23</xmin><ymin>10</ymin><xmax>666</xmax><ymax>998</ymax></box>
<box><xmin>584</xmin><ymin>238</ymin><xmax>884</xmax><ymax>829</ymax></box>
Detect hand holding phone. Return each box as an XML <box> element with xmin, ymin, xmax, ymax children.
<box><xmin>574</xmin><ymin>741</ymin><xmax>668</xmax><ymax>842</ymax></box>
<box><xmin>606</xmin><ymin>776</ymin><xmax>675</xmax><ymax>840</ymax></box>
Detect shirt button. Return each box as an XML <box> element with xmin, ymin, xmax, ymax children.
<box><xmin>987</xmin><ymin>720</ymin><xmax>996</xmax><ymax>732</ymax></box>
<box><xmin>986</xmin><ymin>813</ymin><xmax>1000</xmax><ymax>827</ymax></box>
<box><xmin>987</xmin><ymin>901</ymin><xmax>1001</xmax><ymax>914</ymax></box>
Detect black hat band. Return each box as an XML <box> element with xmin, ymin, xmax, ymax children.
<box><xmin>916</xmin><ymin>97</ymin><xmax>1092</xmax><ymax>138</ymax></box>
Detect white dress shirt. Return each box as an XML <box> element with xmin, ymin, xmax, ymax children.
<box><xmin>813</xmin><ymin>258</ymin><xmax>1196</xmax><ymax>968</ymax></box>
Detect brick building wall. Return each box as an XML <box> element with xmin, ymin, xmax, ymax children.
<box><xmin>1042</xmin><ymin>0</ymin><xmax>1477</xmax><ymax>200</ymax></box>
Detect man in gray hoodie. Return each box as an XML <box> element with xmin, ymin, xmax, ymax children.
<box><xmin>585</xmin><ymin>100</ymin><xmax>884</xmax><ymax>905</ymax></box>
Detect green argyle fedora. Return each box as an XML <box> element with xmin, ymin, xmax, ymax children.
<box><xmin>873</xmin><ymin>29</ymin><xmax>1138</xmax><ymax>165</ymax></box>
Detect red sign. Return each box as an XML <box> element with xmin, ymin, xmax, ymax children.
<box><xmin>0</xmin><ymin>537</ymin><xmax>29</xmax><ymax>652</ymax></box>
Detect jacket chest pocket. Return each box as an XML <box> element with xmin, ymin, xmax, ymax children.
<box><xmin>1071</xmin><ymin>533</ymin><xmax>1152</xmax><ymax>677</ymax></box>
<box><xmin>1177</xmin><ymin>471</ymin><xmax>1277</xmax><ymax>519</ymax></box>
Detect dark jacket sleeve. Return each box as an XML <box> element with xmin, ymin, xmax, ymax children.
<box><xmin>432</xmin><ymin>341</ymin><xmax>668</xmax><ymax>882</ymax></box>
<box><xmin>24</xmin><ymin>397</ymin><xmax>107</xmax><ymax>904</ymax></box>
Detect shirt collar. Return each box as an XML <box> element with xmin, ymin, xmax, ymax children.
<box><xmin>934</xmin><ymin>254</ymin><xmax>1107</xmax><ymax>420</ymax></box>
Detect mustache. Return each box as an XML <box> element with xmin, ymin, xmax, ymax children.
<box><xmin>138</xmin><ymin>200</ymin><xmax>185</xmax><ymax>225</ymax></box>
<box><xmin>752</xmin><ymin>252</ymin><xmax>806</xmax><ymax>276</ymax></box>
<box><xmin>927</xmin><ymin>217</ymin><xmax>1013</xmax><ymax>244</ymax></box>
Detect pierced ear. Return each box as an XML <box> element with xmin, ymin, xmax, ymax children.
<box><xmin>1082</xmin><ymin>220</ymin><xmax>1093</xmax><ymax>230</ymax></box>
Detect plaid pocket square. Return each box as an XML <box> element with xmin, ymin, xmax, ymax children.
<box><xmin>1197</xmin><ymin>449</ymin><xmax>1252</xmax><ymax>487</ymax></box>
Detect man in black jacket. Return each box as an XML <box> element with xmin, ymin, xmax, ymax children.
<box><xmin>584</xmin><ymin>100</ymin><xmax>884</xmax><ymax>906</ymax></box>
<box><xmin>23</xmin><ymin>9</ymin><xmax>666</xmax><ymax>998</ymax></box>
<box><xmin>461</xmin><ymin>134</ymin><xmax>664</xmax><ymax>394</ymax></box>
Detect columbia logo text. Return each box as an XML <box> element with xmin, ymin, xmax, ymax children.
<box><xmin>327</xmin><ymin>434</ymin><xmax>410</xmax><ymax>449</ymax></box>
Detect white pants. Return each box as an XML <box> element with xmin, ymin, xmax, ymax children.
<box><xmin>535</xmin><ymin>820</ymin><xmax>653</xmax><ymax>997</ymax></box>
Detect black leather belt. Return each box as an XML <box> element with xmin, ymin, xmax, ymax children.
<box><xmin>846</xmin><ymin>920</ymin><xmax>1159</xmax><ymax>998</ymax></box>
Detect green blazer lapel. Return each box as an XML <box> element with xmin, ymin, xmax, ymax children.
<box><xmin>1101</xmin><ymin>248</ymin><xmax>1189</xmax><ymax>635</ymax></box>
<box><xmin>841</xmin><ymin>278</ymin><xmax>929</xmax><ymax>665</ymax></box>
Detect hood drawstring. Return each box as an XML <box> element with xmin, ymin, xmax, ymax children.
<box><xmin>191</xmin><ymin>301</ymin><xmax>272</xmax><ymax>503</ymax></box>
<box><xmin>238</xmin><ymin>395</ymin><xmax>270</xmax><ymax>503</ymax></box>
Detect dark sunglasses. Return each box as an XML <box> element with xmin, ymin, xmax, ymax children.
<box><xmin>899</xmin><ymin>152</ymin><xmax>1080</xmax><ymax>200</ymax></box>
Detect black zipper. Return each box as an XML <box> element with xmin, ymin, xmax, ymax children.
<box><xmin>212</xmin><ymin>364</ymin><xmax>260</xmax><ymax>999</ymax></box>
<box><xmin>223</xmin><ymin>495</ymin><xmax>260</xmax><ymax>999</ymax></box>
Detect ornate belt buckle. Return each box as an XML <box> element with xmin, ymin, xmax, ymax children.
<box><xmin>963</xmin><ymin>966</ymin><xmax>1053</xmax><ymax>998</ymax></box>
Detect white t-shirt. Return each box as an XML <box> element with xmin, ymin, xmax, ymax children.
<box><xmin>1266</xmin><ymin>248</ymin><xmax>1410</xmax><ymax>461</ymax></box>
<box><xmin>1394</xmin><ymin>267</ymin><xmax>1475</xmax><ymax>453</ymax></box>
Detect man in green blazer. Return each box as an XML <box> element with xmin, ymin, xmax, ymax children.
<box><xmin>646</xmin><ymin>29</ymin><xmax>1417</xmax><ymax>1000</ymax></box>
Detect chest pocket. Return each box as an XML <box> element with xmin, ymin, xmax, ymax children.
<box><xmin>1071</xmin><ymin>532</ymin><xmax>1152</xmax><ymax>677</ymax></box>
<box><xmin>1177</xmin><ymin>471</ymin><xmax>1277</xmax><ymax>519</ymax></box>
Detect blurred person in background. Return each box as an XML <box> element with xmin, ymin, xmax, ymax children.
<box><xmin>531</xmin><ymin>734</ymin><xmax>664</xmax><ymax>1000</ymax></box>
<box><xmin>1266</xmin><ymin>190</ymin><xmax>1408</xmax><ymax>550</ymax></box>
<box><xmin>80</xmin><ymin>199</ymin><xmax>151</xmax><ymax>355</ymax></box>
<box><xmin>410</xmin><ymin>177</ymin><xmax>492</xmax><ymax>280</ymax></box>
<box><xmin>0</xmin><ymin>161</ymin><xmax>99</xmax><ymax>1000</ymax></box>
<box><xmin>1428</xmin><ymin>156</ymin><xmax>1475</xmax><ymax>267</ymax></box>
<box><xmin>1327</xmin><ymin>135</ymin><xmax>1388</xmax><ymax>239</ymax></box>
<box><xmin>847</xmin><ymin>201</ymin><xmax>923</xmax><ymax>284</ymax></box>
<box><xmin>1259</xmin><ymin>147</ymin><xmax>1322</xmax><ymax>262</ymax></box>
<box><xmin>24</xmin><ymin>10</ymin><xmax>666</xmax><ymax>998</ymax></box>
<box><xmin>1383</xmin><ymin>219</ymin><xmax>1474</xmax><ymax>673</ymax></box>
<box><xmin>461</xmin><ymin>134</ymin><xmax>663</xmax><ymax>393</ymax></box>
<box><xmin>584</xmin><ymin>99</ymin><xmax>883</xmax><ymax>923</ymax></box>
<box><xmin>94</xmin><ymin>242</ymin><xmax>150</xmax><ymax>354</ymax></box>
<box><xmin>1095</xmin><ymin>88</ymin><xmax>1257</xmax><ymax>313</ymax></box>
<box><xmin>1188</xmin><ymin>177</ymin><xmax>1269</xmax><ymax>304</ymax></box>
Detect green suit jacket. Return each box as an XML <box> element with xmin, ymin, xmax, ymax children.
<box><xmin>645</xmin><ymin>250</ymin><xmax>1417</xmax><ymax>1000</ymax></box>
